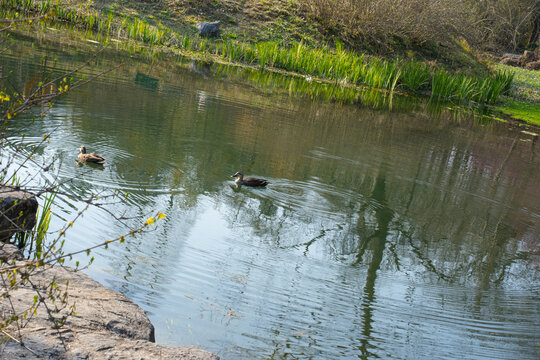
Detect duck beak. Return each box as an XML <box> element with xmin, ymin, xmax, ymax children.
<box><xmin>230</xmin><ymin>175</ymin><xmax>235</xmax><ymax>178</ymax></box>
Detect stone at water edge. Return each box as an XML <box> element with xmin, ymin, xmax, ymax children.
<box><xmin>0</xmin><ymin>242</ymin><xmax>23</xmax><ymax>261</ymax></box>
<box><xmin>0</xmin><ymin>184</ymin><xmax>38</xmax><ymax>243</ymax></box>
<box><xmin>0</xmin><ymin>263</ymin><xmax>220</xmax><ymax>359</ymax></box>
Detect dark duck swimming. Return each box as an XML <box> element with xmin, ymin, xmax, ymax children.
<box><xmin>231</xmin><ymin>171</ymin><xmax>269</xmax><ymax>187</ymax></box>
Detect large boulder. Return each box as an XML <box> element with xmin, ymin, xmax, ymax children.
<box><xmin>0</xmin><ymin>263</ymin><xmax>220</xmax><ymax>359</ymax></box>
<box><xmin>197</xmin><ymin>21</ymin><xmax>220</xmax><ymax>37</ymax></box>
<box><xmin>0</xmin><ymin>184</ymin><xmax>38</xmax><ymax>242</ymax></box>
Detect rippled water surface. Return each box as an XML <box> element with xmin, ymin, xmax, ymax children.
<box><xmin>2</xmin><ymin>33</ymin><xmax>540</xmax><ymax>359</ymax></box>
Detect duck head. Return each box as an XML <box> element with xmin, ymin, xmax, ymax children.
<box><xmin>231</xmin><ymin>171</ymin><xmax>244</xmax><ymax>180</ymax></box>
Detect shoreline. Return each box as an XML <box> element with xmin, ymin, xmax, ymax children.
<box><xmin>0</xmin><ymin>244</ymin><xmax>219</xmax><ymax>359</ymax></box>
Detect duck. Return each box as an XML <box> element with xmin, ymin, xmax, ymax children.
<box><xmin>77</xmin><ymin>146</ymin><xmax>106</xmax><ymax>164</ymax></box>
<box><xmin>231</xmin><ymin>171</ymin><xmax>269</xmax><ymax>187</ymax></box>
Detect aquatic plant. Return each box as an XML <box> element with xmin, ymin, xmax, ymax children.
<box><xmin>494</xmin><ymin>69</ymin><xmax>514</xmax><ymax>95</ymax></box>
<box><xmin>431</xmin><ymin>70</ymin><xmax>460</xmax><ymax>101</ymax></box>
<box><xmin>13</xmin><ymin>193</ymin><xmax>54</xmax><ymax>258</ymax></box>
<box><xmin>473</xmin><ymin>76</ymin><xmax>505</xmax><ymax>104</ymax></box>
<box><xmin>400</xmin><ymin>60</ymin><xmax>431</xmax><ymax>92</ymax></box>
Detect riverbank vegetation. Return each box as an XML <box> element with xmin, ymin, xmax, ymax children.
<box><xmin>0</xmin><ymin>0</ymin><xmax>538</xmax><ymax>123</ymax></box>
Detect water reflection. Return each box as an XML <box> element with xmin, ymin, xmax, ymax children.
<box><xmin>134</xmin><ymin>72</ymin><xmax>159</xmax><ymax>90</ymax></box>
<box><xmin>2</xmin><ymin>32</ymin><xmax>539</xmax><ymax>359</ymax></box>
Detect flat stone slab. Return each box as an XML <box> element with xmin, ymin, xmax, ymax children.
<box><xmin>0</xmin><ymin>263</ymin><xmax>219</xmax><ymax>359</ymax></box>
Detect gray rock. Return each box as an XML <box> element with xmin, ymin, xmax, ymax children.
<box><xmin>0</xmin><ymin>242</ymin><xmax>24</xmax><ymax>262</ymax></box>
<box><xmin>500</xmin><ymin>57</ymin><xmax>521</xmax><ymax>67</ymax></box>
<box><xmin>197</xmin><ymin>21</ymin><xmax>220</xmax><ymax>37</ymax></box>
<box><xmin>0</xmin><ymin>264</ymin><xmax>219</xmax><ymax>359</ymax></box>
<box><xmin>0</xmin><ymin>184</ymin><xmax>38</xmax><ymax>242</ymax></box>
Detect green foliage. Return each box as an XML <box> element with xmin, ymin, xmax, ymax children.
<box><xmin>0</xmin><ymin>0</ymin><xmax>168</xmax><ymax>45</ymax></box>
<box><xmin>400</xmin><ymin>60</ymin><xmax>430</xmax><ymax>92</ymax></box>
<box><xmin>498</xmin><ymin>99</ymin><xmax>540</xmax><ymax>125</ymax></box>
<box><xmin>496</xmin><ymin>64</ymin><xmax>540</xmax><ymax>103</ymax></box>
<box><xmin>494</xmin><ymin>69</ymin><xmax>515</xmax><ymax>95</ymax></box>
<box><xmin>431</xmin><ymin>68</ymin><xmax>514</xmax><ymax>104</ymax></box>
<box><xmin>431</xmin><ymin>70</ymin><xmax>458</xmax><ymax>101</ymax></box>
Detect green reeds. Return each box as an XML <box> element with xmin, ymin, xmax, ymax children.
<box><xmin>494</xmin><ymin>69</ymin><xmax>514</xmax><ymax>95</ymax></box>
<box><xmin>431</xmin><ymin>70</ymin><xmax>459</xmax><ymax>101</ymax></box>
<box><xmin>455</xmin><ymin>75</ymin><xmax>477</xmax><ymax>102</ymax></box>
<box><xmin>431</xmin><ymin>69</ymin><xmax>513</xmax><ymax>104</ymax></box>
<box><xmin>13</xmin><ymin>193</ymin><xmax>54</xmax><ymax>259</ymax></box>
<box><xmin>1</xmin><ymin>0</ymin><xmax>168</xmax><ymax>45</ymax></box>
<box><xmin>361</xmin><ymin>60</ymin><xmax>402</xmax><ymax>91</ymax></box>
<box><xmin>205</xmin><ymin>37</ymin><xmax>513</xmax><ymax>105</ymax></box>
<box><xmin>473</xmin><ymin>76</ymin><xmax>506</xmax><ymax>104</ymax></box>
<box><xmin>400</xmin><ymin>60</ymin><xmax>430</xmax><ymax>92</ymax></box>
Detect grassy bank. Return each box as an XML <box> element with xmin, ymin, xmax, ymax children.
<box><xmin>495</xmin><ymin>64</ymin><xmax>540</xmax><ymax>125</ymax></box>
<box><xmin>1</xmin><ymin>0</ymin><xmax>537</xmax><ymax>124</ymax></box>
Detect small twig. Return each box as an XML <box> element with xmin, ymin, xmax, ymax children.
<box><xmin>0</xmin><ymin>271</ymin><xmax>23</xmax><ymax>339</ymax></box>
<box><xmin>0</xmin><ymin>329</ymin><xmax>41</xmax><ymax>357</ymax></box>
<box><xmin>1</xmin><ymin>215</ymin><xmax>159</xmax><ymax>272</ymax></box>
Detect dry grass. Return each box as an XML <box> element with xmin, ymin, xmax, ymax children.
<box><xmin>299</xmin><ymin>0</ymin><xmax>539</xmax><ymax>54</ymax></box>
<box><xmin>160</xmin><ymin>0</ymin><xmax>321</xmax><ymax>44</ymax></box>
<box><xmin>299</xmin><ymin>0</ymin><xmax>476</xmax><ymax>50</ymax></box>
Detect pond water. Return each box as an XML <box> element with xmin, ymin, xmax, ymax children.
<box><xmin>2</xmin><ymin>33</ymin><xmax>540</xmax><ymax>359</ymax></box>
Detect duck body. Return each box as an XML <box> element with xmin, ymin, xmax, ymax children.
<box><xmin>77</xmin><ymin>146</ymin><xmax>106</xmax><ymax>164</ymax></box>
<box><xmin>231</xmin><ymin>171</ymin><xmax>269</xmax><ymax>187</ymax></box>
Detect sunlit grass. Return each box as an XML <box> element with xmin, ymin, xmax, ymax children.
<box><xmin>496</xmin><ymin>64</ymin><xmax>540</xmax><ymax>102</ymax></box>
<box><xmin>498</xmin><ymin>99</ymin><xmax>540</xmax><ymax>126</ymax></box>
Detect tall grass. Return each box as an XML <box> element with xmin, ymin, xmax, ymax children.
<box><xmin>431</xmin><ymin>68</ymin><xmax>515</xmax><ymax>104</ymax></box>
<box><xmin>1</xmin><ymin>0</ymin><xmax>168</xmax><ymax>45</ymax></box>
<box><xmin>400</xmin><ymin>60</ymin><xmax>430</xmax><ymax>91</ymax></box>
<box><xmin>13</xmin><ymin>193</ymin><xmax>54</xmax><ymax>259</ymax></box>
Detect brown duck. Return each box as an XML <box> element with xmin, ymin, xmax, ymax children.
<box><xmin>231</xmin><ymin>171</ymin><xmax>269</xmax><ymax>187</ymax></box>
<box><xmin>77</xmin><ymin>146</ymin><xmax>106</xmax><ymax>164</ymax></box>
